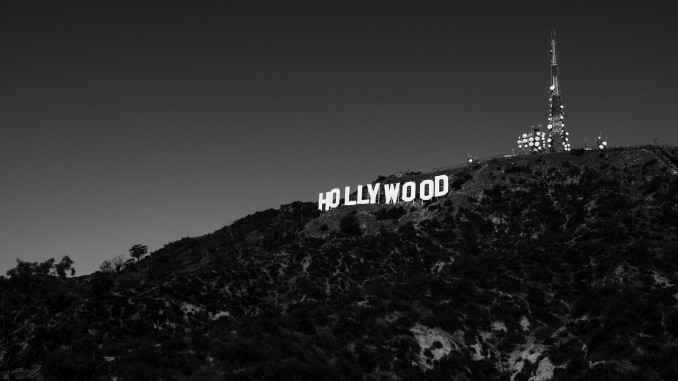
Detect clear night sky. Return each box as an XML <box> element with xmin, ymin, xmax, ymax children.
<box><xmin>2</xmin><ymin>2</ymin><xmax>677</xmax><ymax>276</ymax></box>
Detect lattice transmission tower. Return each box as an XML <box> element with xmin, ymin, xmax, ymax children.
<box><xmin>546</xmin><ymin>27</ymin><xmax>570</xmax><ymax>152</ymax></box>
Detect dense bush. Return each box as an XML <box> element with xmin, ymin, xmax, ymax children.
<box><xmin>339</xmin><ymin>213</ymin><xmax>362</xmax><ymax>236</ymax></box>
<box><xmin>374</xmin><ymin>206</ymin><xmax>407</xmax><ymax>220</ymax></box>
<box><xmin>42</xmin><ymin>349</ymin><xmax>97</xmax><ymax>381</ymax></box>
<box><xmin>505</xmin><ymin>164</ymin><xmax>532</xmax><ymax>174</ymax></box>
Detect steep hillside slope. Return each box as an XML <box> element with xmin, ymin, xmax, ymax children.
<box><xmin>2</xmin><ymin>146</ymin><xmax>678</xmax><ymax>381</ymax></box>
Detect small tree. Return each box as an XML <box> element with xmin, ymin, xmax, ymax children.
<box><xmin>99</xmin><ymin>260</ymin><xmax>114</xmax><ymax>273</ymax></box>
<box><xmin>6</xmin><ymin>256</ymin><xmax>74</xmax><ymax>279</ymax></box>
<box><xmin>110</xmin><ymin>254</ymin><xmax>127</xmax><ymax>273</ymax></box>
<box><xmin>54</xmin><ymin>256</ymin><xmax>75</xmax><ymax>279</ymax></box>
<box><xmin>129</xmin><ymin>244</ymin><xmax>148</xmax><ymax>261</ymax></box>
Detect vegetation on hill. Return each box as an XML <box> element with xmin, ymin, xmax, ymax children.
<box><xmin>2</xmin><ymin>146</ymin><xmax>678</xmax><ymax>380</ymax></box>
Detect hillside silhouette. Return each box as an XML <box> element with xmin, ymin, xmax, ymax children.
<box><xmin>2</xmin><ymin>145</ymin><xmax>678</xmax><ymax>380</ymax></box>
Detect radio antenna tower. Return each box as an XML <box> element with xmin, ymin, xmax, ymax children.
<box><xmin>546</xmin><ymin>27</ymin><xmax>570</xmax><ymax>152</ymax></box>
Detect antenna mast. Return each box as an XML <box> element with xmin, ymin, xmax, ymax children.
<box><xmin>546</xmin><ymin>28</ymin><xmax>570</xmax><ymax>152</ymax></box>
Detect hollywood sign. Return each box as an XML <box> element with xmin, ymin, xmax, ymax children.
<box><xmin>319</xmin><ymin>175</ymin><xmax>449</xmax><ymax>211</ymax></box>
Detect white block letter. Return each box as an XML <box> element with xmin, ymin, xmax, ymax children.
<box><xmin>319</xmin><ymin>192</ymin><xmax>330</xmax><ymax>211</ymax></box>
<box><xmin>320</xmin><ymin>189</ymin><xmax>341</xmax><ymax>211</ymax></box>
<box><xmin>384</xmin><ymin>183</ymin><xmax>400</xmax><ymax>204</ymax></box>
<box><xmin>329</xmin><ymin>189</ymin><xmax>340</xmax><ymax>209</ymax></box>
<box><xmin>357</xmin><ymin>185</ymin><xmax>369</xmax><ymax>205</ymax></box>
<box><xmin>367</xmin><ymin>183</ymin><xmax>380</xmax><ymax>204</ymax></box>
<box><xmin>434</xmin><ymin>175</ymin><xmax>449</xmax><ymax>197</ymax></box>
<box><xmin>344</xmin><ymin>186</ymin><xmax>356</xmax><ymax>206</ymax></box>
<box><xmin>420</xmin><ymin>179</ymin><xmax>434</xmax><ymax>201</ymax></box>
<box><xmin>402</xmin><ymin>181</ymin><xmax>416</xmax><ymax>202</ymax></box>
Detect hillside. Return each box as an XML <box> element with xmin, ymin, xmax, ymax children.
<box><xmin>2</xmin><ymin>145</ymin><xmax>678</xmax><ymax>381</ymax></box>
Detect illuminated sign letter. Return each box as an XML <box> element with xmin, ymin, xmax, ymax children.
<box><xmin>344</xmin><ymin>186</ymin><xmax>356</xmax><ymax>206</ymax></box>
<box><xmin>434</xmin><ymin>175</ymin><xmax>449</xmax><ymax>197</ymax></box>
<box><xmin>402</xmin><ymin>181</ymin><xmax>416</xmax><ymax>202</ymax></box>
<box><xmin>367</xmin><ymin>183</ymin><xmax>380</xmax><ymax>204</ymax></box>
<box><xmin>420</xmin><ymin>179</ymin><xmax>434</xmax><ymax>201</ymax></box>
<box><xmin>384</xmin><ymin>183</ymin><xmax>400</xmax><ymax>204</ymax></box>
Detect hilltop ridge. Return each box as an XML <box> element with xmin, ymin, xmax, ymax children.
<box><xmin>2</xmin><ymin>145</ymin><xmax>678</xmax><ymax>380</ymax></box>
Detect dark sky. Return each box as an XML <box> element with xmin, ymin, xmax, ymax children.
<box><xmin>1</xmin><ymin>1</ymin><xmax>676</xmax><ymax>276</ymax></box>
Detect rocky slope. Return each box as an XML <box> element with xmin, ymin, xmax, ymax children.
<box><xmin>2</xmin><ymin>145</ymin><xmax>678</xmax><ymax>381</ymax></box>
